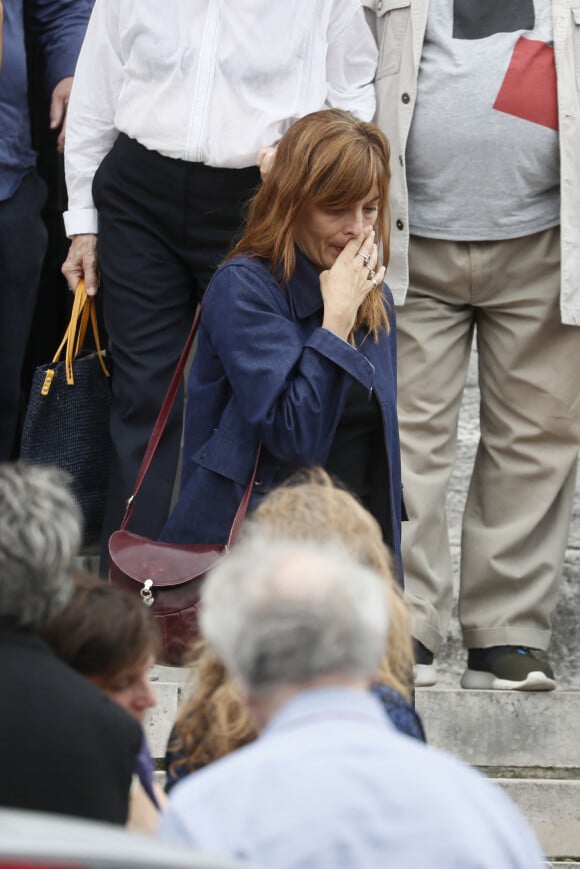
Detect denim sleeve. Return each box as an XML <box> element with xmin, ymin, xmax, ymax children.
<box><xmin>27</xmin><ymin>0</ymin><xmax>93</xmax><ymax>93</ymax></box>
<box><xmin>203</xmin><ymin>263</ymin><xmax>375</xmax><ymax>466</ymax></box>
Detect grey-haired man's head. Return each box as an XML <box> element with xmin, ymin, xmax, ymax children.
<box><xmin>0</xmin><ymin>463</ymin><xmax>82</xmax><ymax>629</ymax></box>
<box><xmin>200</xmin><ymin>535</ymin><xmax>390</xmax><ymax>703</ymax></box>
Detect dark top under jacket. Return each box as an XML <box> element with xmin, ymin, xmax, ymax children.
<box><xmin>161</xmin><ymin>249</ymin><xmax>404</xmax><ymax>576</ymax></box>
<box><xmin>326</xmin><ymin>379</ymin><xmax>392</xmax><ymax>548</ymax></box>
<box><xmin>0</xmin><ymin>627</ymin><xmax>141</xmax><ymax>823</ymax></box>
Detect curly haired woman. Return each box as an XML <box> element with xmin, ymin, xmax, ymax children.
<box><xmin>165</xmin><ymin>470</ymin><xmax>424</xmax><ymax>792</ymax></box>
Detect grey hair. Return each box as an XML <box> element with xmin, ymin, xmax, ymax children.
<box><xmin>200</xmin><ymin>535</ymin><xmax>390</xmax><ymax>693</ymax></box>
<box><xmin>0</xmin><ymin>463</ymin><xmax>82</xmax><ymax>628</ymax></box>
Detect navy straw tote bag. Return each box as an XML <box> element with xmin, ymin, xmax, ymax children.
<box><xmin>20</xmin><ymin>282</ymin><xmax>112</xmax><ymax>545</ymax></box>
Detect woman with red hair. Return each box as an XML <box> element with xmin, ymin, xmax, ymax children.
<box><xmin>161</xmin><ymin>109</ymin><xmax>404</xmax><ymax>578</ymax></box>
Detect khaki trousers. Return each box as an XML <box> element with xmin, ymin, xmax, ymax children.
<box><xmin>398</xmin><ymin>227</ymin><xmax>580</xmax><ymax>654</ymax></box>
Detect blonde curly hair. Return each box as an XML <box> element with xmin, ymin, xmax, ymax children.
<box><xmin>168</xmin><ymin>469</ymin><xmax>413</xmax><ymax>779</ymax></box>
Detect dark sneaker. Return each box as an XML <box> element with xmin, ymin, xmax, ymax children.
<box><xmin>413</xmin><ymin>639</ymin><xmax>437</xmax><ymax>688</ymax></box>
<box><xmin>461</xmin><ymin>646</ymin><xmax>556</xmax><ymax>691</ymax></box>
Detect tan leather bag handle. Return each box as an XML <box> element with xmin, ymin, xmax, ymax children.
<box><xmin>43</xmin><ymin>282</ymin><xmax>109</xmax><ymax>393</ymax></box>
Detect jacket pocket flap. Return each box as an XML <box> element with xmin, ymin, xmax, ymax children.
<box><xmin>194</xmin><ymin>428</ymin><xmax>257</xmax><ymax>486</ymax></box>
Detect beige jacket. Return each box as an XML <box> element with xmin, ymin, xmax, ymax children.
<box><xmin>364</xmin><ymin>0</ymin><xmax>580</xmax><ymax>325</ymax></box>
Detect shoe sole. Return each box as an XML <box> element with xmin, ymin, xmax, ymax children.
<box><xmin>460</xmin><ymin>669</ymin><xmax>556</xmax><ymax>691</ymax></box>
<box><xmin>414</xmin><ymin>663</ymin><xmax>437</xmax><ymax>688</ymax></box>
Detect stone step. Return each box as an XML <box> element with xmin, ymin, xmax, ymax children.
<box><xmin>496</xmin><ymin>779</ymin><xmax>580</xmax><ymax>860</ymax></box>
<box><xmin>147</xmin><ymin>673</ymin><xmax>580</xmax><ymax>860</ymax></box>
<box><xmin>147</xmin><ymin>676</ymin><xmax>184</xmax><ymax>760</ymax></box>
<box><xmin>148</xmin><ymin>671</ymin><xmax>580</xmax><ymax>769</ymax></box>
<box><xmin>415</xmin><ymin>688</ymin><xmax>580</xmax><ymax>767</ymax></box>
<box><xmin>412</xmin><ymin>688</ymin><xmax>580</xmax><ymax>858</ymax></box>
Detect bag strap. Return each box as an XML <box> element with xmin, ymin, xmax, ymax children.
<box><xmin>65</xmin><ymin>282</ymin><xmax>110</xmax><ymax>384</ymax></box>
<box><xmin>52</xmin><ymin>283</ymin><xmax>84</xmax><ymax>364</ymax></box>
<box><xmin>51</xmin><ymin>282</ymin><xmax>110</xmax><ymax>385</ymax></box>
<box><xmin>120</xmin><ymin>303</ymin><xmax>261</xmax><ymax>536</ymax></box>
<box><xmin>227</xmin><ymin>445</ymin><xmax>262</xmax><ymax>547</ymax></box>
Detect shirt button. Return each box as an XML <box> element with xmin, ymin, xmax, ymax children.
<box><xmin>377</xmin><ymin>0</ymin><xmax>383</xmax><ymax>8</ymax></box>
<box><xmin>396</xmin><ymin>219</ymin><xmax>404</xmax><ymax>230</ymax></box>
<box><xmin>401</xmin><ymin>93</ymin><xmax>411</xmax><ymax>104</ymax></box>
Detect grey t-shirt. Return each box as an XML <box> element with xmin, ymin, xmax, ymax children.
<box><xmin>406</xmin><ymin>0</ymin><xmax>560</xmax><ymax>241</ymax></box>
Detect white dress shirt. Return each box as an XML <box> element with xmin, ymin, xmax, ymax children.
<box><xmin>64</xmin><ymin>0</ymin><xmax>378</xmax><ymax>236</ymax></box>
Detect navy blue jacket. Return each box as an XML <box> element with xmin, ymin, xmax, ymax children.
<box><xmin>161</xmin><ymin>251</ymin><xmax>403</xmax><ymax>570</ymax></box>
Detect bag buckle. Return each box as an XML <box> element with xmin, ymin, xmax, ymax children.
<box><xmin>41</xmin><ymin>369</ymin><xmax>55</xmax><ymax>396</ymax></box>
<box><xmin>140</xmin><ymin>578</ymin><xmax>155</xmax><ymax>607</ymax></box>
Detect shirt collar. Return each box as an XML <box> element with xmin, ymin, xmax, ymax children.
<box><xmin>262</xmin><ymin>685</ymin><xmax>390</xmax><ymax>738</ymax></box>
<box><xmin>285</xmin><ymin>248</ymin><xmax>324</xmax><ymax>321</ymax></box>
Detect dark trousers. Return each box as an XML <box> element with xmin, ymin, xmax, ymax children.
<box><xmin>93</xmin><ymin>135</ymin><xmax>260</xmax><ymax>570</ymax></box>
<box><xmin>0</xmin><ymin>170</ymin><xmax>48</xmax><ymax>459</ymax></box>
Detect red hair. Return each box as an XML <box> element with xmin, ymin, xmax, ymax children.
<box><xmin>230</xmin><ymin>109</ymin><xmax>392</xmax><ymax>339</ymax></box>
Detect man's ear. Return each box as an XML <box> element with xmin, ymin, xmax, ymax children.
<box><xmin>239</xmin><ymin>685</ymin><xmax>268</xmax><ymax>732</ymax></box>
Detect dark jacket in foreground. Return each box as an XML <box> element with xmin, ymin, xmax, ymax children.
<box><xmin>161</xmin><ymin>250</ymin><xmax>403</xmax><ymax>570</ymax></box>
<box><xmin>0</xmin><ymin>628</ymin><xmax>141</xmax><ymax>823</ymax></box>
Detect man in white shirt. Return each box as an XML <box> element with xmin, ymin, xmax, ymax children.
<box><xmin>158</xmin><ymin>535</ymin><xmax>545</xmax><ymax>869</ymax></box>
<box><xmin>61</xmin><ymin>0</ymin><xmax>378</xmax><ymax>568</ymax></box>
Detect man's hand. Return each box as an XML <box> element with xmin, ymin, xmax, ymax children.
<box><xmin>62</xmin><ymin>234</ymin><xmax>99</xmax><ymax>296</ymax></box>
<box><xmin>256</xmin><ymin>146</ymin><xmax>278</xmax><ymax>181</ymax></box>
<box><xmin>50</xmin><ymin>76</ymin><xmax>74</xmax><ymax>153</ymax></box>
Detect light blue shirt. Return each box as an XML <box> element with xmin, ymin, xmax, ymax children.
<box><xmin>158</xmin><ymin>687</ymin><xmax>544</xmax><ymax>868</ymax></box>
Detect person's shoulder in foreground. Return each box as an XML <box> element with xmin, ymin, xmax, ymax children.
<box><xmin>158</xmin><ymin>686</ymin><xmax>544</xmax><ymax>869</ymax></box>
<box><xmin>0</xmin><ymin>627</ymin><xmax>141</xmax><ymax>823</ymax></box>
<box><xmin>0</xmin><ymin>463</ymin><xmax>141</xmax><ymax>824</ymax></box>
